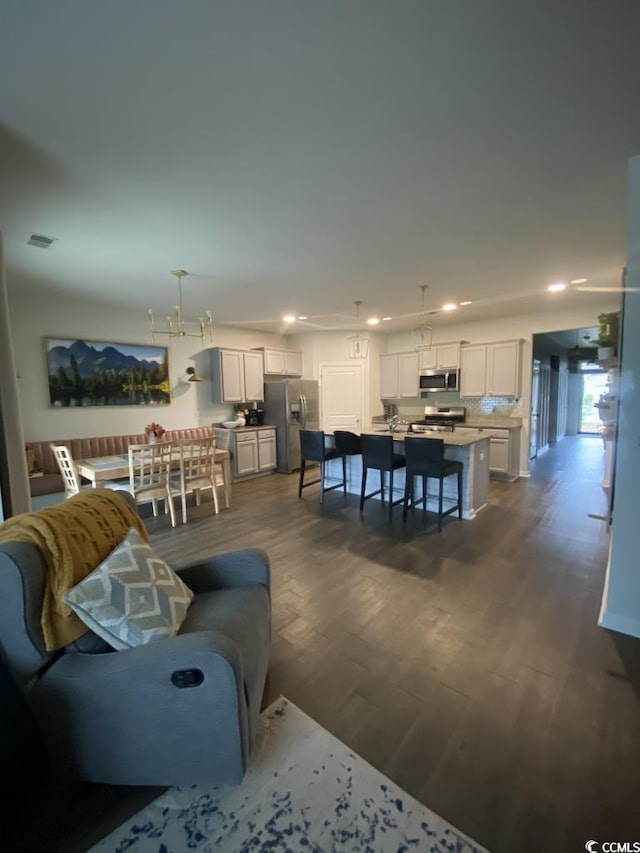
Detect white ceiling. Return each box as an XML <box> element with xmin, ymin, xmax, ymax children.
<box><xmin>1</xmin><ymin>1</ymin><xmax>637</xmax><ymax>334</ymax></box>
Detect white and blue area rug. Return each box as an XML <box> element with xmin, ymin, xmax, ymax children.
<box><xmin>91</xmin><ymin>697</ymin><xmax>488</xmax><ymax>852</ymax></box>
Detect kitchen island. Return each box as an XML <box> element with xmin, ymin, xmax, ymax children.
<box><xmin>324</xmin><ymin>430</ymin><xmax>490</xmax><ymax>520</ymax></box>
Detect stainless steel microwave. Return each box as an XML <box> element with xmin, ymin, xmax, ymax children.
<box><xmin>419</xmin><ymin>369</ymin><xmax>459</xmax><ymax>393</ymax></box>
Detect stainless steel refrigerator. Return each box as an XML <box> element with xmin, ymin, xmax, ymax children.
<box><xmin>263</xmin><ymin>379</ymin><xmax>319</xmax><ymax>473</ymax></box>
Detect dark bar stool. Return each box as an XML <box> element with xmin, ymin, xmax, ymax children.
<box><xmin>333</xmin><ymin>430</ymin><xmax>362</xmax><ymax>458</ymax></box>
<box><xmin>402</xmin><ymin>436</ymin><xmax>463</xmax><ymax>531</ymax></box>
<box><xmin>360</xmin><ymin>434</ymin><xmax>406</xmax><ymax>523</ymax></box>
<box><xmin>298</xmin><ymin>429</ymin><xmax>346</xmax><ymax>503</ymax></box>
<box><xmin>334</xmin><ymin>431</ymin><xmax>362</xmax><ymax>496</ymax></box>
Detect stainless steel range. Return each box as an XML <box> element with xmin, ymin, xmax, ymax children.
<box><xmin>410</xmin><ymin>406</ymin><xmax>466</xmax><ymax>433</ymax></box>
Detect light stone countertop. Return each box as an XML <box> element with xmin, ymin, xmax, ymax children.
<box><xmin>371</xmin><ymin>416</ymin><xmax>523</xmax><ymax>430</ymax></box>
<box><xmin>354</xmin><ymin>429</ymin><xmax>490</xmax><ymax>447</ymax></box>
<box><xmin>214</xmin><ymin>425</ymin><xmax>276</xmax><ymax>432</ymax></box>
<box><xmin>462</xmin><ymin>418</ymin><xmax>522</xmax><ymax>429</ymax></box>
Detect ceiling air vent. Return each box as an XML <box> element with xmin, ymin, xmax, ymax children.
<box><xmin>27</xmin><ymin>234</ymin><xmax>55</xmax><ymax>249</ymax></box>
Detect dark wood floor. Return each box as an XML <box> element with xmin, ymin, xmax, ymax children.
<box><xmin>42</xmin><ymin>436</ymin><xmax>640</xmax><ymax>853</ymax></box>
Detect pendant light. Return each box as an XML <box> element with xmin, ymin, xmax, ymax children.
<box><xmin>412</xmin><ymin>285</ymin><xmax>433</xmax><ymax>352</ymax></box>
<box><xmin>347</xmin><ymin>300</ymin><xmax>369</xmax><ymax>359</ymax></box>
<box><xmin>149</xmin><ymin>270</ymin><xmax>213</xmax><ymax>345</ymax></box>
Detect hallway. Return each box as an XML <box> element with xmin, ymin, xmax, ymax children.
<box><xmin>523</xmin><ymin>433</ymin><xmax>610</xmax><ymax>568</ymax></box>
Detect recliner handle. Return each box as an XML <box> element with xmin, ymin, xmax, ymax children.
<box><xmin>171</xmin><ymin>668</ymin><xmax>205</xmax><ymax>688</ymax></box>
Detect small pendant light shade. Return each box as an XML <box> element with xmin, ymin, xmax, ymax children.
<box><xmin>347</xmin><ymin>300</ymin><xmax>369</xmax><ymax>359</ymax></box>
<box><xmin>413</xmin><ymin>285</ymin><xmax>433</xmax><ymax>352</ymax></box>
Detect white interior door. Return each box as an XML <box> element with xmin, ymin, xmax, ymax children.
<box><xmin>319</xmin><ymin>362</ymin><xmax>363</xmax><ymax>432</ymax></box>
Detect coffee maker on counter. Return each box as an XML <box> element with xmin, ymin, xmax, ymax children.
<box><xmin>245</xmin><ymin>407</ymin><xmax>265</xmax><ymax>426</ymax></box>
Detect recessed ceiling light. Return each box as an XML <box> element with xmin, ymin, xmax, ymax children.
<box><xmin>459</xmin><ymin>301</ymin><xmax>472</xmax><ymax>306</ymax></box>
<box><xmin>367</xmin><ymin>317</ymin><xmax>380</xmax><ymax>326</ymax></box>
<box><xmin>297</xmin><ymin>315</ymin><xmax>308</xmax><ymax>320</ymax></box>
<box><xmin>570</xmin><ymin>278</ymin><xmax>588</xmax><ymax>284</ymax></box>
<box><xmin>283</xmin><ymin>314</ymin><xmax>296</xmax><ymax>323</ymax></box>
<box><xmin>382</xmin><ymin>316</ymin><xmax>392</xmax><ymax>321</ymax></box>
<box><xmin>548</xmin><ymin>283</ymin><xmax>567</xmax><ymax>292</ymax></box>
<box><xmin>442</xmin><ymin>303</ymin><xmax>457</xmax><ymax>311</ymax></box>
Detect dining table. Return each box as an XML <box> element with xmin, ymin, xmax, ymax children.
<box><xmin>77</xmin><ymin>448</ymin><xmax>232</xmax><ymax>509</ymax></box>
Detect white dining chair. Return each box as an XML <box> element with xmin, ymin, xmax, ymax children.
<box><xmin>128</xmin><ymin>442</ymin><xmax>178</xmax><ymax>527</ymax></box>
<box><xmin>50</xmin><ymin>444</ymin><xmax>128</xmax><ymax>501</ymax></box>
<box><xmin>50</xmin><ymin>444</ymin><xmax>84</xmax><ymax>498</ymax></box>
<box><xmin>173</xmin><ymin>437</ymin><xmax>221</xmax><ymax>524</ymax></box>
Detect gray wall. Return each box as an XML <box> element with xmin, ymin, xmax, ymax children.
<box><xmin>599</xmin><ymin>155</ymin><xmax>640</xmax><ymax>638</ymax></box>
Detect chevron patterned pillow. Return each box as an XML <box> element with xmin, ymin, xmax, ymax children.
<box><xmin>63</xmin><ymin>528</ymin><xmax>194</xmax><ymax>650</ymax></box>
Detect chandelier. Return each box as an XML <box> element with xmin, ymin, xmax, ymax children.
<box><xmin>149</xmin><ymin>270</ymin><xmax>213</xmax><ymax>345</ymax></box>
<box><xmin>347</xmin><ymin>300</ymin><xmax>369</xmax><ymax>359</ymax></box>
<box><xmin>412</xmin><ymin>285</ymin><xmax>433</xmax><ymax>352</ymax></box>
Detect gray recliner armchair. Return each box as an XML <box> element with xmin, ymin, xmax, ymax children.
<box><xmin>0</xmin><ymin>505</ymin><xmax>271</xmax><ymax>788</ymax></box>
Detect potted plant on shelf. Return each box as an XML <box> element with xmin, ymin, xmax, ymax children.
<box><xmin>145</xmin><ymin>422</ymin><xmax>166</xmax><ymax>444</ymax></box>
<box><xmin>596</xmin><ymin>313</ymin><xmax>616</xmax><ymax>360</ymax></box>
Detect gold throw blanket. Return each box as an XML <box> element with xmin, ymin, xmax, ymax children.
<box><xmin>0</xmin><ymin>490</ymin><xmax>149</xmax><ymax>651</ymax></box>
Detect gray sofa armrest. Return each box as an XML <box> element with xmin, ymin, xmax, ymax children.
<box><xmin>30</xmin><ymin>630</ymin><xmax>249</xmax><ymax>786</ymax></box>
<box><xmin>177</xmin><ymin>548</ymin><xmax>270</xmax><ymax>594</ymax></box>
<box><xmin>44</xmin><ymin>628</ymin><xmax>242</xmax><ymax>682</ymax></box>
<box><xmin>0</xmin><ymin>543</ymin><xmax>54</xmax><ymax>684</ymax></box>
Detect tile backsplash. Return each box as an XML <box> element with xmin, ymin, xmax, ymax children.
<box><xmin>385</xmin><ymin>392</ymin><xmax>523</xmax><ymax>419</ymax></box>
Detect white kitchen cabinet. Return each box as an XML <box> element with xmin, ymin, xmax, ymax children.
<box><xmin>254</xmin><ymin>347</ymin><xmax>303</xmax><ymax>377</ymax></box>
<box><xmin>456</xmin><ymin>425</ymin><xmax>521</xmax><ymax>480</ymax></box>
<box><xmin>215</xmin><ymin>426</ymin><xmax>276</xmax><ymax>479</ymax></box>
<box><xmin>419</xmin><ymin>342</ymin><xmax>461</xmax><ymax>370</ymax></box>
<box><xmin>235</xmin><ymin>432</ymin><xmax>258</xmax><ymax>476</ymax></box>
<box><xmin>460</xmin><ymin>340</ymin><xmax>521</xmax><ymax>398</ymax></box>
<box><xmin>243</xmin><ymin>351</ymin><xmax>265</xmax><ymax>400</ymax></box>
<box><xmin>284</xmin><ymin>350</ymin><xmax>303</xmax><ymax>376</ymax></box>
<box><xmin>487</xmin><ymin>427</ymin><xmax>521</xmax><ymax>480</ymax></box>
<box><xmin>418</xmin><ymin>348</ymin><xmax>437</xmax><ymax>370</ymax></box>
<box><xmin>210</xmin><ymin>348</ymin><xmax>265</xmax><ymax>403</ymax></box>
<box><xmin>380</xmin><ymin>352</ymin><xmax>419</xmax><ymax>398</ymax></box>
<box><xmin>459</xmin><ymin>346</ymin><xmax>488</xmax><ymax>397</ymax></box>
<box><xmin>380</xmin><ymin>354</ymin><xmax>399</xmax><ymax>398</ymax></box>
<box><xmin>219</xmin><ymin>350</ymin><xmax>244</xmax><ymax>402</ymax></box>
<box><xmin>262</xmin><ymin>348</ymin><xmax>285</xmax><ymax>374</ymax></box>
<box><xmin>487</xmin><ymin>341</ymin><xmax>521</xmax><ymax>396</ymax></box>
<box><xmin>398</xmin><ymin>352</ymin><xmax>419</xmax><ymax>397</ymax></box>
<box><xmin>258</xmin><ymin>429</ymin><xmax>277</xmax><ymax>471</ymax></box>
<box><xmin>488</xmin><ymin>433</ymin><xmax>510</xmax><ymax>472</ymax></box>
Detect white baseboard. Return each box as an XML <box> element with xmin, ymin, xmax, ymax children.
<box><xmin>519</xmin><ymin>470</ymin><xmax>531</xmax><ymax>478</ymax></box>
<box><xmin>598</xmin><ymin>608</ymin><xmax>640</xmax><ymax>640</ymax></box>
<box><xmin>466</xmin><ymin>501</ymin><xmax>488</xmax><ymax>520</ymax></box>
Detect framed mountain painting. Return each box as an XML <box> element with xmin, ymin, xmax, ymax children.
<box><xmin>45</xmin><ymin>338</ymin><xmax>170</xmax><ymax>407</ymax></box>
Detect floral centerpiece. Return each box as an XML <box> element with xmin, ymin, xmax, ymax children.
<box><xmin>145</xmin><ymin>421</ymin><xmax>166</xmax><ymax>443</ymax></box>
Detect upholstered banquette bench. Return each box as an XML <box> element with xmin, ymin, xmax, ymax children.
<box><xmin>27</xmin><ymin>427</ymin><xmax>215</xmax><ymax>499</ymax></box>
